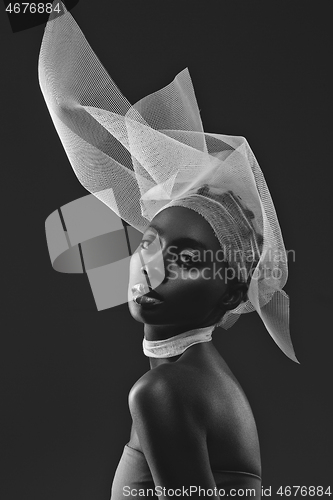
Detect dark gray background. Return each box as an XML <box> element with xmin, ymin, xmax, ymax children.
<box><xmin>1</xmin><ymin>1</ymin><xmax>331</xmax><ymax>499</ymax></box>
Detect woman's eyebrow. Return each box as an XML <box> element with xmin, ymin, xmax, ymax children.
<box><xmin>146</xmin><ymin>226</ymin><xmax>207</xmax><ymax>250</ymax></box>
<box><xmin>171</xmin><ymin>237</ymin><xmax>207</xmax><ymax>250</ymax></box>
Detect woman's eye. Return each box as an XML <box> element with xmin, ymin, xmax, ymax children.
<box><xmin>140</xmin><ymin>240</ymin><xmax>153</xmax><ymax>251</ymax></box>
<box><xmin>178</xmin><ymin>250</ymin><xmax>198</xmax><ymax>266</ymax></box>
<box><xmin>140</xmin><ymin>239</ymin><xmax>160</xmax><ymax>254</ymax></box>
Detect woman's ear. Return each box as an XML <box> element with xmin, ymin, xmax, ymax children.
<box><xmin>222</xmin><ymin>282</ymin><xmax>248</xmax><ymax>311</ymax></box>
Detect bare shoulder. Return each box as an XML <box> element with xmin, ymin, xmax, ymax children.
<box><xmin>128</xmin><ymin>363</ymin><xmax>196</xmax><ymax>415</ymax></box>
<box><xmin>127</xmin><ymin>364</ymin><xmax>238</xmax><ymax>490</ymax></box>
<box><xmin>128</xmin><ymin>360</ymin><xmax>226</xmax><ymax>426</ymax></box>
<box><xmin>128</xmin><ymin>354</ymin><xmax>253</xmax><ymax>423</ymax></box>
<box><xmin>128</xmin><ymin>358</ymin><xmax>261</xmax><ymax>475</ymax></box>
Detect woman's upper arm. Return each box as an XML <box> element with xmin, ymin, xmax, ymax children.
<box><xmin>129</xmin><ymin>372</ymin><xmax>220</xmax><ymax>499</ymax></box>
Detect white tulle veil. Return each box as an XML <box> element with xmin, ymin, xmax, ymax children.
<box><xmin>38</xmin><ymin>2</ymin><xmax>298</xmax><ymax>362</ymax></box>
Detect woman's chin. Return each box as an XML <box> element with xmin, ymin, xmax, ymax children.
<box><xmin>128</xmin><ymin>299</ymin><xmax>209</xmax><ymax>329</ymax></box>
<box><xmin>128</xmin><ymin>299</ymin><xmax>187</xmax><ymax>326</ymax></box>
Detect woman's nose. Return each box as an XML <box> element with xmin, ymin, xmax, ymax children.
<box><xmin>140</xmin><ymin>265</ymin><xmax>149</xmax><ymax>277</ymax></box>
<box><xmin>140</xmin><ymin>259</ymin><xmax>165</xmax><ymax>288</ymax></box>
<box><xmin>140</xmin><ymin>265</ymin><xmax>151</xmax><ymax>287</ymax></box>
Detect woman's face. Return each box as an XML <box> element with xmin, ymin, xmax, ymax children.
<box><xmin>128</xmin><ymin>206</ymin><xmax>230</xmax><ymax>330</ymax></box>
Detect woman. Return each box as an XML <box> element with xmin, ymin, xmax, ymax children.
<box><xmin>38</xmin><ymin>5</ymin><xmax>299</xmax><ymax>499</ymax></box>
<box><xmin>111</xmin><ymin>202</ymin><xmax>262</xmax><ymax>499</ymax></box>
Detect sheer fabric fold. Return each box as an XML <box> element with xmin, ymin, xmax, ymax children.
<box><xmin>38</xmin><ymin>2</ymin><xmax>298</xmax><ymax>362</ymax></box>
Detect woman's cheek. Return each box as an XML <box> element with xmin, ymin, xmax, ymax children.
<box><xmin>182</xmin><ymin>267</ymin><xmax>225</xmax><ymax>305</ymax></box>
<box><xmin>128</xmin><ymin>253</ymin><xmax>144</xmax><ymax>288</ymax></box>
<box><xmin>167</xmin><ymin>267</ymin><xmax>214</xmax><ymax>299</ymax></box>
<box><xmin>167</xmin><ymin>265</ymin><xmax>179</xmax><ymax>281</ymax></box>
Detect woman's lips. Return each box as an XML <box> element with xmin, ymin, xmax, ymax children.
<box><xmin>134</xmin><ymin>295</ymin><xmax>163</xmax><ymax>306</ymax></box>
<box><xmin>131</xmin><ymin>283</ymin><xmax>163</xmax><ymax>306</ymax></box>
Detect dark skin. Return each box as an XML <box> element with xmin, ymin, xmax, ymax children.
<box><xmin>127</xmin><ymin>207</ymin><xmax>261</xmax><ymax>498</ymax></box>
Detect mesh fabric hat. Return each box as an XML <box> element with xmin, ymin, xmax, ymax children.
<box><xmin>38</xmin><ymin>3</ymin><xmax>298</xmax><ymax>363</ymax></box>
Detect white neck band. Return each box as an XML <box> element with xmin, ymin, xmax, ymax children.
<box><xmin>142</xmin><ymin>326</ymin><xmax>214</xmax><ymax>358</ymax></box>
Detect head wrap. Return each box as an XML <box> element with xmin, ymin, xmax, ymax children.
<box><xmin>38</xmin><ymin>3</ymin><xmax>298</xmax><ymax>363</ymax></box>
